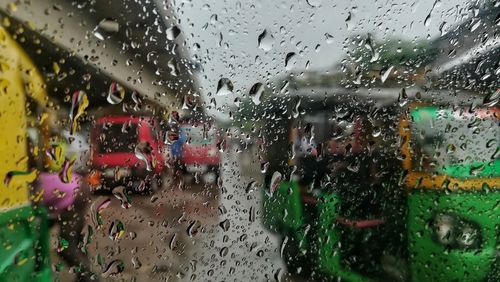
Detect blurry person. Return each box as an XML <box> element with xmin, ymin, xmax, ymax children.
<box><xmin>171</xmin><ymin>129</ymin><xmax>187</xmax><ymax>177</ymax></box>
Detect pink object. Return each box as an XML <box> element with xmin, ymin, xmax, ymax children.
<box><xmin>39</xmin><ymin>172</ymin><xmax>80</xmax><ymax>214</ymax></box>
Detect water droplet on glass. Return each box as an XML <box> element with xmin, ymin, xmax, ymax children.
<box><xmin>168</xmin><ymin>58</ymin><xmax>180</xmax><ymax>77</ymax></box>
<box><xmin>102</xmin><ymin>260</ymin><xmax>125</xmax><ymax>278</ymax></box>
<box><xmin>58</xmin><ymin>158</ymin><xmax>75</xmax><ymax>183</ymax></box>
<box><xmin>364</xmin><ymin>34</ymin><xmax>379</xmax><ymax>62</ymax></box>
<box><xmin>69</xmin><ymin>90</ymin><xmax>89</xmax><ymax>135</ymax></box>
<box><xmin>4</xmin><ymin>170</ymin><xmax>37</xmax><ymax>187</ymax></box>
<box><xmin>269</xmin><ymin>171</ymin><xmax>283</xmax><ymax>194</ymax></box>
<box><xmin>80</xmin><ymin>225</ymin><xmax>93</xmax><ymax>254</ymax></box>
<box><xmin>470</xmin><ymin>20</ymin><xmax>481</xmax><ymax>32</ymax></box>
<box><xmin>246</xmin><ymin>181</ymin><xmax>258</xmax><ymax>193</ymax></box>
<box><xmin>166</xmin><ymin>25</ymin><xmax>181</xmax><ymax>40</ymax></box>
<box><xmin>112</xmin><ymin>186</ymin><xmax>132</xmax><ymax>209</ymax></box>
<box><xmin>108</xmin><ymin>220</ymin><xmax>125</xmax><ymax>241</ymax></box>
<box><xmin>170</xmin><ymin>233</ymin><xmax>178</xmax><ymax>250</ymax></box>
<box><xmin>398</xmin><ymin>88</ymin><xmax>408</xmax><ymax>107</ymax></box>
<box><xmin>260</xmin><ymin>162</ymin><xmax>270</xmax><ymax>173</ymax></box>
<box><xmin>292</xmin><ymin>97</ymin><xmax>301</xmax><ymax>118</ymax></box>
<box><xmin>219</xmin><ymin>219</ymin><xmax>230</xmax><ymax>232</ymax></box>
<box><xmin>182</xmin><ymin>95</ymin><xmax>195</xmax><ymax>109</ymax></box>
<box><xmin>57</xmin><ymin>237</ymin><xmax>69</xmax><ymax>253</ymax></box>
<box><xmin>324</xmin><ymin>33</ymin><xmax>334</xmax><ymax>44</ymax></box>
<box><xmin>470</xmin><ymin>164</ymin><xmax>485</xmax><ymax>176</ymax></box>
<box><xmin>216</xmin><ymin>78</ymin><xmax>234</xmax><ymax>96</ymax></box>
<box><xmin>134</xmin><ymin>143</ymin><xmax>153</xmax><ymax>171</ymax></box>
<box><xmin>93</xmin><ymin>18</ymin><xmax>119</xmax><ymax>40</ymax></box>
<box><xmin>439</xmin><ymin>21</ymin><xmax>448</xmax><ymax>36</ymax></box>
<box><xmin>486</xmin><ymin>139</ymin><xmax>497</xmax><ymax>148</ymax></box>
<box><xmin>345</xmin><ymin>12</ymin><xmax>352</xmax><ymax>30</ymax></box>
<box><xmin>220</xmin><ymin>247</ymin><xmax>229</xmax><ymax>257</ymax></box>
<box><xmin>257</xmin><ymin>29</ymin><xmax>274</xmax><ymax>51</ymax></box>
<box><xmin>249</xmin><ymin>83</ymin><xmax>265</xmax><ymax>105</ymax></box>
<box><xmin>285</xmin><ymin>52</ymin><xmax>297</xmax><ymax>70</ymax></box>
<box><xmin>234</xmin><ymin>97</ymin><xmax>241</xmax><ymax>107</ymax></box>
<box><xmin>132</xmin><ymin>256</ymin><xmax>142</xmax><ymax>269</ymax></box>
<box><xmin>380</xmin><ymin>66</ymin><xmax>394</xmax><ymax>83</ymax></box>
<box><xmin>306</xmin><ymin>0</ymin><xmax>322</xmax><ymax>8</ymax></box>
<box><xmin>91</xmin><ymin>198</ymin><xmax>111</xmax><ymax>228</ymax></box>
<box><xmin>424</xmin><ymin>13</ymin><xmax>431</xmax><ymax>27</ymax></box>
<box><xmin>187</xmin><ymin>220</ymin><xmax>201</xmax><ymax>237</ymax></box>
<box><xmin>249</xmin><ymin>206</ymin><xmax>256</xmax><ymax>222</ymax></box>
<box><xmin>483</xmin><ymin>89</ymin><xmax>500</xmax><ymax>107</ymax></box>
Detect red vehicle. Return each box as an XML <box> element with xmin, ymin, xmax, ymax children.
<box><xmin>178</xmin><ymin>123</ymin><xmax>221</xmax><ymax>179</ymax></box>
<box><xmin>88</xmin><ymin>115</ymin><xmax>166</xmax><ymax>193</ymax></box>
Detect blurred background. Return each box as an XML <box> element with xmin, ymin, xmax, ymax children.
<box><xmin>0</xmin><ymin>0</ymin><xmax>498</xmax><ymax>281</ymax></box>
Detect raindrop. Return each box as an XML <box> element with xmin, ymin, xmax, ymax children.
<box><xmin>306</xmin><ymin>0</ymin><xmax>322</xmax><ymax>7</ymax></box>
<box><xmin>4</xmin><ymin>170</ymin><xmax>37</xmax><ymax>187</ymax></box>
<box><xmin>166</xmin><ymin>25</ymin><xmax>181</xmax><ymax>40</ymax></box>
<box><xmin>108</xmin><ymin>220</ymin><xmax>125</xmax><ymax>241</ymax></box>
<box><xmin>170</xmin><ymin>233</ymin><xmax>178</xmax><ymax>250</ymax></box>
<box><xmin>257</xmin><ymin>29</ymin><xmax>274</xmax><ymax>51</ymax></box>
<box><xmin>285</xmin><ymin>52</ymin><xmax>297</xmax><ymax>70</ymax></box>
<box><xmin>398</xmin><ymin>88</ymin><xmax>408</xmax><ymax>107</ymax></box>
<box><xmin>380</xmin><ymin>66</ymin><xmax>394</xmax><ymax>83</ymax></box>
<box><xmin>249</xmin><ymin>206</ymin><xmax>256</xmax><ymax>222</ymax></box>
<box><xmin>220</xmin><ymin>247</ymin><xmax>229</xmax><ymax>257</ymax></box>
<box><xmin>424</xmin><ymin>13</ymin><xmax>431</xmax><ymax>27</ymax></box>
<box><xmin>364</xmin><ymin>34</ymin><xmax>379</xmax><ymax>62</ymax></box>
<box><xmin>439</xmin><ymin>22</ymin><xmax>448</xmax><ymax>36</ymax></box>
<box><xmin>132</xmin><ymin>257</ymin><xmax>142</xmax><ymax>269</ymax></box>
<box><xmin>219</xmin><ymin>219</ymin><xmax>230</xmax><ymax>232</ymax></box>
<box><xmin>292</xmin><ymin>97</ymin><xmax>301</xmax><ymax>118</ymax></box>
<box><xmin>216</xmin><ymin>78</ymin><xmax>234</xmax><ymax>96</ymax></box>
<box><xmin>58</xmin><ymin>158</ymin><xmax>75</xmax><ymax>183</ymax></box>
<box><xmin>249</xmin><ymin>83</ymin><xmax>265</xmax><ymax>105</ymax></box>
<box><xmin>234</xmin><ymin>97</ymin><xmax>241</xmax><ymax>107</ymax></box>
<box><xmin>260</xmin><ymin>162</ymin><xmax>270</xmax><ymax>173</ymax></box>
<box><xmin>345</xmin><ymin>12</ymin><xmax>352</xmax><ymax>30</ymax></box>
<box><xmin>486</xmin><ymin>139</ymin><xmax>497</xmax><ymax>148</ymax></box>
<box><xmin>324</xmin><ymin>33</ymin><xmax>334</xmax><ymax>44</ymax></box>
<box><xmin>112</xmin><ymin>186</ymin><xmax>132</xmax><ymax>209</ymax></box>
<box><xmin>93</xmin><ymin>18</ymin><xmax>119</xmax><ymax>40</ymax></box>
<box><xmin>483</xmin><ymin>89</ymin><xmax>500</xmax><ymax>107</ymax></box>
<box><xmin>102</xmin><ymin>260</ymin><xmax>125</xmax><ymax>278</ymax></box>
<box><xmin>80</xmin><ymin>225</ymin><xmax>93</xmax><ymax>254</ymax></box>
<box><xmin>168</xmin><ymin>58</ymin><xmax>180</xmax><ymax>77</ymax></box>
<box><xmin>91</xmin><ymin>198</ymin><xmax>111</xmax><ymax>228</ymax></box>
<box><xmin>69</xmin><ymin>91</ymin><xmax>89</xmax><ymax>135</ymax></box>
<box><xmin>470</xmin><ymin>164</ymin><xmax>485</xmax><ymax>176</ymax></box>
<box><xmin>187</xmin><ymin>220</ymin><xmax>201</xmax><ymax>237</ymax></box>
<box><xmin>246</xmin><ymin>181</ymin><xmax>258</xmax><ymax>193</ymax></box>
<box><xmin>131</xmin><ymin>91</ymin><xmax>142</xmax><ymax>111</ymax></box>
<box><xmin>470</xmin><ymin>20</ymin><xmax>481</xmax><ymax>32</ymax></box>
<box><xmin>134</xmin><ymin>143</ymin><xmax>153</xmax><ymax>171</ymax></box>
<box><xmin>106</xmin><ymin>82</ymin><xmax>125</xmax><ymax>105</ymax></box>
<box><xmin>182</xmin><ymin>95</ymin><xmax>195</xmax><ymax>109</ymax></box>
<box><xmin>269</xmin><ymin>171</ymin><xmax>283</xmax><ymax>194</ymax></box>
<box><xmin>57</xmin><ymin>237</ymin><xmax>69</xmax><ymax>253</ymax></box>
<box><xmin>446</xmin><ymin>144</ymin><xmax>456</xmax><ymax>154</ymax></box>
<box><xmin>372</xmin><ymin>127</ymin><xmax>382</xmax><ymax>138</ymax></box>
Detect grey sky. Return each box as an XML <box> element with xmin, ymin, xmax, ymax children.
<box><xmin>174</xmin><ymin>0</ymin><xmax>472</xmax><ymax>120</ymax></box>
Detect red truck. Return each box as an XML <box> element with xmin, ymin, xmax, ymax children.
<box><xmin>88</xmin><ymin>115</ymin><xmax>166</xmax><ymax>193</ymax></box>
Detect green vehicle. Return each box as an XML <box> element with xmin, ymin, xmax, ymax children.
<box><xmin>262</xmin><ymin>93</ymin><xmax>499</xmax><ymax>281</ymax></box>
<box><xmin>400</xmin><ymin>102</ymin><xmax>499</xmax><ymax>281</ymax></box>
<box><xmin>262</xmin><ymin>87</ymin><xmax>405</xmax><ymax>280</ymax></box>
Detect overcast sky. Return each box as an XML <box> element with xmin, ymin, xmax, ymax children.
<box><xmin>173</xmin><ymin>0</ymin><xmax>473</xmax><ymax>120</ymax></box>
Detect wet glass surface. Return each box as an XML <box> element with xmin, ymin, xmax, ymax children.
<box><xmin>0</xmin><ymin>0</ymin><xmax>498</xmax><ymax>281</ymax></box>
